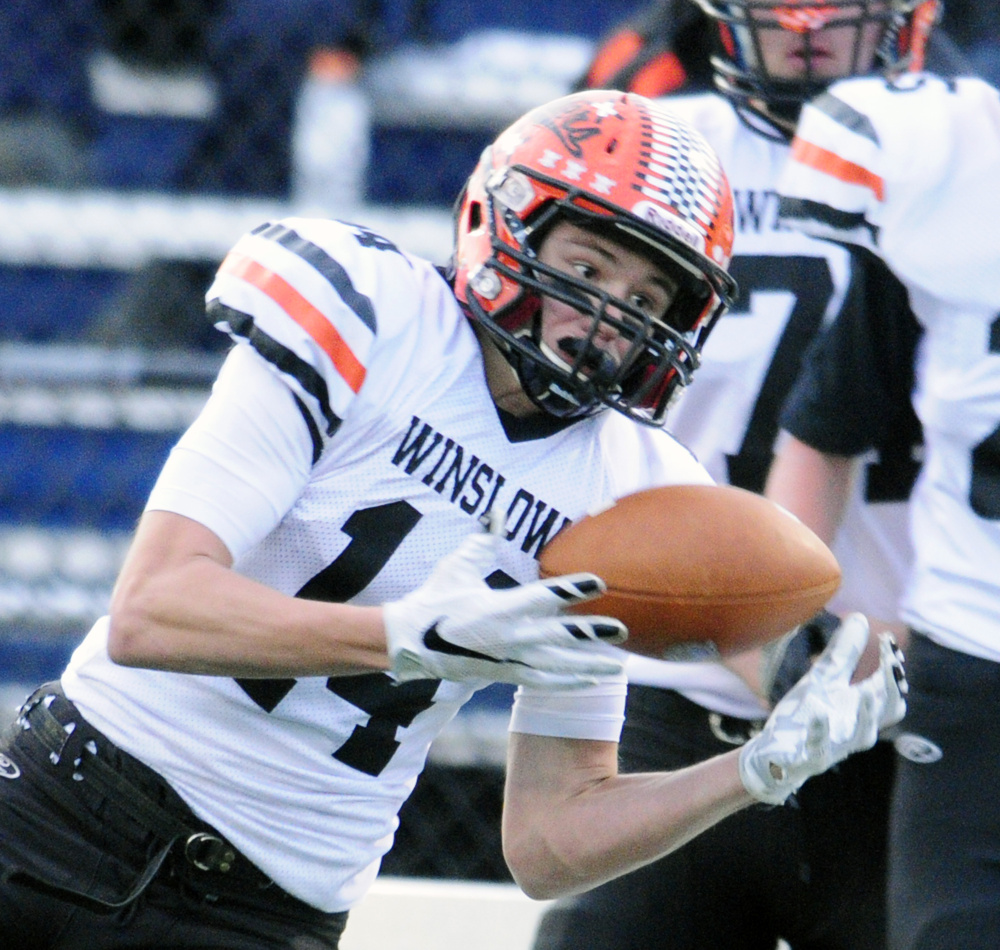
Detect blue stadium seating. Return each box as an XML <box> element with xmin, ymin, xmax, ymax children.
<box><xmin>89</xmin><ymin>115</ymin><xmax>207</xmax><ymax>191</ymax></box>
<box><xmin>0</xmin><ymin>266</ymin><xmax>126</xmax><ymax>342</ymax></box>
<box><xmin>368</xmin><ymin>125</ymin><xmax>492</xmax><ymax>207</ymax></box>
<box><xmin>0</xmin><ymin>426</ymin><xmax>175</xmax><ymax>532</ymax></box>
<box><xmin>418</xmin><ymin>0</ymin><xmax>631</xmax><ymax>44</ymax></box>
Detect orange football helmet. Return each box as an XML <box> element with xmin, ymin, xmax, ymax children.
<box><xmin>452</xmin><ymin>90</ymin><xmax>736</xmax><ymax>425</ymax></box>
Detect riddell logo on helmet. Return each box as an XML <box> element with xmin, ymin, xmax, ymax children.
<box><xmin>631</xmin><ymin>201</ymin><xmax>705</xmax><ymax>253</ymax></box>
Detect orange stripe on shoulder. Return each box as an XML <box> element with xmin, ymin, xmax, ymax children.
<box><xmin>791</xmin><ymin>138</ymin><xmax>885</xmax><ymax>202</ymax></box>
<box><xmin>220</xmin><ymin>252</ymin><xmax>366</xmax><ymax>393</ymax></box>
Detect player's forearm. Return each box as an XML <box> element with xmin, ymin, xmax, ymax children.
<box><xmin>502</xmin><ymin>734</ymin><xmax>751</xmax><ymax>900</ymax></box>
<box><xmin>107</xmin><ymin>511</ymin><xmax>390</xmax><ymax>676</ymax></box>
<box><xmin>765</xmin><ymin>433</ymin><xmax>855</xmax><ymax>545</ymax></box>
<box><xmin>110</xmin><ymin>564</ymin><xmax>387</xmax><ymax>677</ymax></box>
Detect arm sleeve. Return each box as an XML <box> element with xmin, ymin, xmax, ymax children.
<box><xmin>508</xmin><ymin>673</ymin><xmax>627</xmax><ymax>742</ymax></box>
<box><xmin>145</xmin><ymin>343</ymin><xmax>314</xmax><ymax>559</ymax></box>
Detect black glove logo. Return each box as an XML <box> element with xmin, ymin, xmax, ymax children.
<box><xmin>421</xmin><ymin>621</ymin><xmax>530</xmax><ymax>668</ymax></box>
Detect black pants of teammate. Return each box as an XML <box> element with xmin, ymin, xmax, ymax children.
<box><xmin>888</xmin><ymin>633</ymin><xmax>1000</xmax><ymax>950</ymax></box>
<box><xmin>532</xmin><ymin>685</ymin><xmax>895</xmax><ymax>950</ymax></box>
<box><xmin>0</xmin><ymin>686</ymin><xmax>348</xmax><ymax>949</ymax></box>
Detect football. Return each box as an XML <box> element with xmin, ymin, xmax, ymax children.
<box><xmin>538</xmin><ymin>484</ymin><xmax>841</xmax><ymax>658</ymax></box>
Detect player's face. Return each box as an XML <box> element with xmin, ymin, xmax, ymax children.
<box><xmin>753</xmin><ymin>2</ymin><xmax>888</xmax><ymax>81</ymax></box>
<box><xmin>534</xmin><ymin>220</ymin><xmax>679</xmax><ymax>380</ymax></box>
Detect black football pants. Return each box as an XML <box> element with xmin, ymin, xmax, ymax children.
<box><xmin>0</xmin><ymin>687</ymin><xmax>348</xmax><ymax>949</ymax></box>
<box><xmin>888</xmin><ymin>633</ymin><xmax>1000</xmax><ymax>950</ymax></box>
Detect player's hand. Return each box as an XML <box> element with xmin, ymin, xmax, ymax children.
<box><xmin>738</xmin><ymin>613</ymin><xmax>907</xmax><ymax>805</ymax></box>
<box><xmin>383</xmin><ymin>519</ymin><xmax>627</xmax><ymax>687</ymax></box>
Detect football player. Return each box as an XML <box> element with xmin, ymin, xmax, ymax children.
<box><xmin>774</xmin><ymin>71</ymin><xmax>1000</xmax><ymax>950</ymax></box>
<box><xmin>0</xmin><ymin>91</ymin><xmax>903</xmax><ymax>948</ymax></box>
<box><xmin>533</xmin><ymin>3</ymin><xmax>954</xmax><ymax>949</ymax></box>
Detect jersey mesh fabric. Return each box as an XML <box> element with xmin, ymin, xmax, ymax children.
<box><xmin>63</xmin><ymin>216</ymin><xmax>714</xmax><ymax>911</ymax></box>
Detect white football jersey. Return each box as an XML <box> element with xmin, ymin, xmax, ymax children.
<box><xmin>778</xmin><ymin>74</ymin><xmax>1000</xmax><ymax>661</ymax></box>
<box><xmin>623</xmin><ymin>93</ymin><xmax>916</xmax><ymax>713</ymax></box>
<box><xmin>61</xmin><ymin>217</ymin><xmax>711</xmax><ymax>911</ymax></box>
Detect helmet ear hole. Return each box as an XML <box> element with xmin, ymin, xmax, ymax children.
<box><xmin>468</xmin><ymin>201</ymin><xmax>483</xmax><ymax>232</ymax></box>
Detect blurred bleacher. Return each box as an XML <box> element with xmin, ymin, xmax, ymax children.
<box><xmin>0</xmin><ymin>0</ymin><xmax>636</xmax><ymax>885</ymax></box>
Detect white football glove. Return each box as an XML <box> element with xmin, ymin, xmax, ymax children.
<box><xmin>738</xmin><ymin>613</ymin><xmax>908</xmax><ymax>805</ymax></box>
<box><xmin>383</xmin><ymin>520</ymin><xmax>627</xmax><ymax>687</ymax></box>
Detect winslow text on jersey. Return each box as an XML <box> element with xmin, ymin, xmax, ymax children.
<box><xmin>392</xmin><ymin>415</ymin><xmax>573</xmax><ymax>557</ymax></box>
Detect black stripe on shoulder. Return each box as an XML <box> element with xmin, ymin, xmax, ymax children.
<box><xmin>292</xmin><ymin>393</ymin><xmax>323</xmax><ymax>466</ymax></box>
<box><xmin>208</xmin><ymin>299</ymin><xmax>342</xmax><ymax>439</ymax></box>
<box><xmin>258</xmin><ymin>222</ymin><xmax>377</xmax><ymax>334</ymax></box>
<box><xmin>778</xmin><ymin>196</ymin><xmax>880</xmax><ymax>244</ymax></box>
<box><xmin>810</xmin><ymin>92</ymin><xmax>879</xmax><ymax>144</ymax></box>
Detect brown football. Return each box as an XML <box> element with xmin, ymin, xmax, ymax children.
<box><xmin>538</xmin><ymin>484</ymin><xmax>841</xmax><ymax>658</ymax></box>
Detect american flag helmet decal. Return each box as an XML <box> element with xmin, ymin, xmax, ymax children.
<box><xmin>632</xmin><ymin>110</ymin><xmax>729</xmax><ymax>262</ymax></box>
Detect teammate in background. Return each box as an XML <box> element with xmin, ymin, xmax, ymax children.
<box><xmin>773</xmin><ymin>72</ymin><xmax>1000</xmax><ymax>950</ymax></box>
<box><xmin>532</xmin><ymin>3</ymin><xmax>953</xmax><ymax>949</ymax></box>
<box><xmin>571</xmin><ymin>0</ymin><xmax>716</xmax><ymax>96</ymax></box>
<box><xmin>0</xmin><ymin>91</ymin><xmax>905</xmax><ymax>948</ymax></box>
<box><xmin>766</xmin><ymin>290</ymin><xmax>923</xmax><ymax>645</ymax></box>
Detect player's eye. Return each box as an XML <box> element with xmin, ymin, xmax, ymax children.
<box><xmin>629</xmin><ymin>287</ymin><xmax>674</xmax><ymax>318</ymax></box>
<box><xmin>629</xmin><ymin>292</ymin><xmax>654</xmax><ymax>313</ymax></box>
